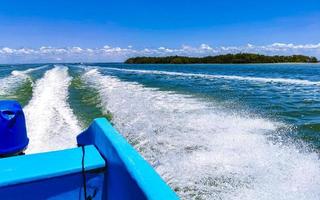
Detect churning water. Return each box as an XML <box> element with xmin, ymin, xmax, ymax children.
<box><xmin>0</xmin><ymin>63</ymin><xmax>320</xmax><ymax>199</ymax></box>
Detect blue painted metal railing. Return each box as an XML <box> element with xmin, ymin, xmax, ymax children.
<box><xmin>0</xmin><ymin>118</ymin><xmax>179</xmax><ymax>200</ymax></box>
<box><xmin>77</xmin><ymin>118</ymin><xmax>179</xmax><ymax>200</ymax></box>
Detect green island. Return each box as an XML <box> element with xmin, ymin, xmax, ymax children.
<box><xmin>125</xmin><ymin>53</ymin><xmax>318</xmax><ymax>64</ymax></box>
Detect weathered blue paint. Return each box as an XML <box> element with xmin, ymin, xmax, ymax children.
<box><xmin>77</xmin><ymin>118</ymin><xmax>179</xmax><ymax>200</ymax></box>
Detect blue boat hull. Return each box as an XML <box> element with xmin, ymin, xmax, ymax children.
<box><xmin>0</xmin><ymin>118</ymin><xmax>179</xmax><ymax>200</ymax></box>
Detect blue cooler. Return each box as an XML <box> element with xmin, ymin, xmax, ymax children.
<box><xmin>0</xmin><ymin>100</ymin><xmax>29</xmax><ymax>157</ymax></box>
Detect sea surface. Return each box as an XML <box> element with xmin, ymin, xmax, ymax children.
<box><xmin>1</xmin><ymin>63</ymin><xmax>320</xmax><ymax>199</ymax></box>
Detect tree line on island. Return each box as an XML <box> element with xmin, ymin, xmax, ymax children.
<box><xmin>125</xmin><ymin>53</ymin><xmax>318</xmax><ymax>64</ymax></box>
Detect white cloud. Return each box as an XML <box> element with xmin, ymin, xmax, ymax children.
<box><xmin>247</xmin><ymin>44</ymin><xmax>254</xmax><ymax>48</ymax></box>
<box><xmin>1</xmin><ymin>47</ymin><xmax>14</xmax><ymax>54</ymax></box>
<box><xmin>200</xmin><ymin>44</ymin><xmax>212</xmax><ymax>50</ymax></box>
<box><xmin>70</xmin><ymin>47</ymin><xmax>83</xmax><ymax>53</ymax></box>
<box><xmin>0</xmin><ymin>43</ymin><xmax>319</xmax><ymax>63</ymax></box>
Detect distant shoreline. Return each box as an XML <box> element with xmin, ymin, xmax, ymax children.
<box><xmin>123</xmin><ymin>62</ymin><xmax>320</xmax><ymax>65</ymax></box>
<box><xmin>0</xmin><ymin>61</ymin><xmax>319</xmax><ymax>66</ymax></box>
<box><xmin>125</xmin><ymin>53</ymin><xmax>318</xmax><ymax>64</ymax></box>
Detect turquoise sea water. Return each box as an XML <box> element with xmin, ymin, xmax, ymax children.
<box><xmin>0</xmin><ymin>63</ymin><xmax>320</xmax><ymax>199</ymax></box>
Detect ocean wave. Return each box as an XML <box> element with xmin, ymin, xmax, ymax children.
<box><xmin>102</xmin><ymin>67</ymin><xmax>320</xmax><ymax>86</ymax></box>
<box><xmin>11</xmin><ymin>65</ymin><xmax>49</xmax><ymax>75</ymax></box>
<box><xmin>82</xmin><ymin>68</ymin><xmax>320</xmax><ymax>200</ymax></box>
<box><xmin>0</xmin><ymin>65</ymin><xmax>48</xmax><ymax>95</ymax></box>
<box><xmin>24</xmin><ymin>66</ymin><xmax>81</xmax><ymax>153</ymax></box>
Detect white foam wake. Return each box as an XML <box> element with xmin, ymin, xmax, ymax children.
<box><xmin>102</xmin><ymin>67</ymin><xmax>320</xmax><ymax>86</ymax></box>
<box><xmin>24</xmin><ymin>66</ymin><xmax>81</xmax><ymax>153</ymax></box>
<box><xmin>11</xmin><ymin>65</ymin><xmax>49</xmax><ymax>75</ymax></box>
<box><xmin>0</xmin><ymin>65</ymin><xmax>48</xmax><ymax>95</ymax></box>
<box><xmin>83</xmin><ymin>68</ymin><xmax>320</xmax><ymax>200</ymax></box>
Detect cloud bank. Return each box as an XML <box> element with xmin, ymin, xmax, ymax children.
<box><xmin>0</xmin><ymin>43</ymin><xmax>319</xmax><ymax>63</ymax></box>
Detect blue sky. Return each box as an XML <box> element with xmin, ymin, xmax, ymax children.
<box><xmin>0</xmin><ymin>0</ymin><xmax>320</xmax><ymax>63</ymax></box>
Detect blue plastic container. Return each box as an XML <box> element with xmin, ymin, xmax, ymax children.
<box><xmin>0</xmin><ymin>100</ymin><xmax>29</xmax><ymax>156</ymax></box>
